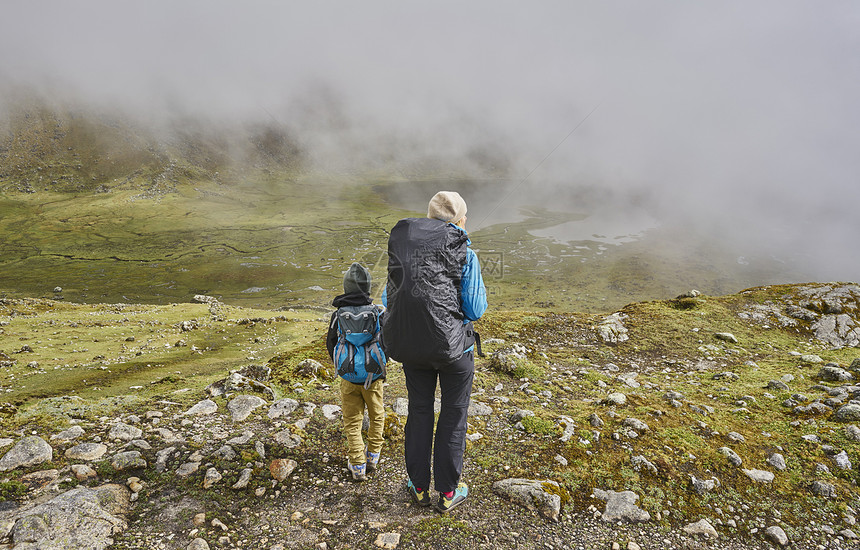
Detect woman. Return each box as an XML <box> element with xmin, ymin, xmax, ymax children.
<box><xmin>382</xmin><ymin>190</ymin><xmax>487</xmax><ymax>512</ymax></box>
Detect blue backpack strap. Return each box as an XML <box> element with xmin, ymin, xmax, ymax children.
<box><xmin>333</xmin><ymin>309</ymin><xmax>356</xmax><ymax>375</ymax></box>
<box><xmin>333</xmin><ymin>338</ymin><xmax>349</xmax><ymax>373</ymax></box>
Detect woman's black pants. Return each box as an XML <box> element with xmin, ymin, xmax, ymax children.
<box><xmin>403</xmin><ymin>351</ymin><xmax>474</xmax><ymax>493</ymax></box>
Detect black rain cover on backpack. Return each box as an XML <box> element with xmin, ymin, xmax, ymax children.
<box><xmin>382</xmin><ymin>217</ymin><xmax>469</xmax><ymax>365</ymax></box>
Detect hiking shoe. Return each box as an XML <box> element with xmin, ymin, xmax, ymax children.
<box><xmin>366</xmin><ymin>450</ymin><xmax>381</xmax><ymax>473</ymax></box>
<box><xmin>348</xmin><ymin>461</ymin><xmax>366</xmax><ymax>482</ymax></box>
<box><xmin>436</xmin><ymin>482</ymin><xmax>468</xmax><ymax>513</ymax></box>
<box><xmin>406</xmin><ymin>479</ymin><xmax>431</xmax><ymax>507</ymax></box>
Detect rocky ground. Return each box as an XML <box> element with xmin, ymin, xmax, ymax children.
<box><xmin>1</xmin><ymin>283</ymin><xmax>860</xmax><ymax>549</ymax></box>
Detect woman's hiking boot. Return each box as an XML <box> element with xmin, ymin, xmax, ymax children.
<box><xmin>406</xmin><ymin>479</ymin><xmax>431</xmax><ymax>507</ymax></box>
<box><xmin>436</xmin><ymin>482</ymin><xmax>468</xmax><ymax>513</ymax></box>
<box><xmin>348</xmin><ymin>461</ymin><xmax>366</xmax><ymax>482</ymax></box>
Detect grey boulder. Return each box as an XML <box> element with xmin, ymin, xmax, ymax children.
<box><xmin>0</xmin><ymin>436</ymin><xmax>53</xmax><ymax>472</ymax></box>
<box><xmin>7</xmin><ymin>484</ymin><xmax>129</xmax><ymax>550</ymax></box>
<box><xmin>493</xmin><ymin>478</ymin><xmax>563</xmax><ymax>522</ymax></box>
<box><xmin>591</xmin><ymin>488</ymin><xmax>651</xmax><ymax>522</ymax></box>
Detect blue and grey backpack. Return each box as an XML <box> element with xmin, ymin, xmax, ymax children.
<box><xmin>332</xmin><ymin>304</ymin><xmax>386</xmax><ymax>389</ymax></box>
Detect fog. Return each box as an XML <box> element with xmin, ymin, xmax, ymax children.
<box><xmin>2</xmin><ymin>1</ymin><xmax>859</xmax><ymax>280</ymax></box>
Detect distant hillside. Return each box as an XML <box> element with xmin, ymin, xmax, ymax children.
<box><xmin>0</xmin><ymin>92</ymin><xmax>305</xmax><ymax>194</ymax></box>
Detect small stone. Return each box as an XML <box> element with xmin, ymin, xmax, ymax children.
<box><xmin>227</xmin><ymin>431</ymin><xmax>254</xmax><ymax>445</ymax></box>
<box><xmin>65</xmin><ymin>443</ymin><xmax>108</xmax><ymax>461</ymax></box>
<box><xmin>70</xmin><ymin>464</ymin><xmax>97</xmax><ymax>481</ymax></box>
<box><xmin>591</xmin><ymin>488</ymin><xmax>650</xmax><ymax>523</ymax></box>
<box><xmin>154</xmin><ymin>428</ymin><xmax>184</xmax><ymax>445</ymax></box>
<box><xmin>296</xmin><ymin>358</ymin><xmax>329</xmax><ymax>378</ymax></box>
<box><xmin>108</xmin><ymin>423</ymin><xmax>143</xmax><ymax>441</ymax></box>
<box><xmin>832</xmin><ymin>450</ymin><xmax>852</xmax><ymax>470</ymax></box>
<box><xmin>714</xmin><ymin>332</ymin><xmax>738</xmax><ymax>343</ymax></box>
<box><xmin>631</xmin><ymin>456</ymin><xmax>657</xmax><ymax>475</ymax></box>
<box><xmin>468</xmin><ymin>400</ymin><xmax>493</xmax><ymax>416</ymax></box>
<box><xmin>558</xmin><ymin>415</ymin><xmax>577</xmax><ymax>442</ymax></box>
<box><xmin>274</xmin><ymin>429</ymin><xmax>302</xmax><ymax>448</ymax></box>
<box><xmin>818</xmin><ymin>365</ymin><xmax>854</xmax><ymax>382</ymax></box>
<box><xmin>840</xmin><ymin>528</ymin><xmax>858</xmax><ymax>539</ymax></box>
<box><xmin>51</xmin><ymin>425</ymin><xmax>85</xmax><ymax>442</ymax></box>
<box><xmin>270</xmin><ymin>458</ymin><xmax>298</xmax><ymax>481</ymax></box>
<box><xmin>691</xmin><ymin>475</ymin><xmax>720</xmax><ymax>495</ymax></box>
<box><xmin>683</xmin><ymin>519</ymin><xmax>717</xmax><ymax>538</ymax></box>
<box><xmin>0</xmin><ymin>436</ymin><xmax>53</xmax><ymax>471</ymax></box>
<box><xmin>213</xmin><ymin>445</ymin><xmax>237</xmax><ymax>461</ymax></box>
<box><xmin>321</xmin><ymin>404</ymin><xmax>342</xmax><ymax>420</ymax></box>
<box><xmin>193</xmin><ymin>513</ymin><xmax>206</xmax><ymax>526</ymax></box>
<box><xmin>187</xmin><ymin>538</ymin><xmax>210</xmax><ymax>550</ymax></box>
<box><xmin>393</xmin><ymin>398</ymin><xmax>409</xmax><ymax>416</ymax></box>
<box><xmin>603</xmin><ymin>393</ymin><xmax>627</xmax><ymax>406</ymax></box>
<box><xmin>232</xmin><ymin>468</ymin><xmax>253</xmax><ymax>489</ymax></box>
<box><xmin>622</xmin><ymin>418</ymin><xmax>649</xmax><ymax>432</ymax></box>
<box><xmin>373</xmin><ymin>532</ymin><xmax>401</xmax><ymax>549</ymax></box>
<box><xmin>742</xmin><ymin>468</ymin><xmax>774</xmax><ymax>483</ymax></box>
<box><xmin>111</xmin><ymin>451</ymin><xmax>147</xmax><ymax>471</ymax></box>
<box><xmin>717</xmin><ymin>447</ymin><xmax>742</xmax><ymax>466</ymax></box>
<box><xmin>202</xmin><ymin>468</ymin><xmax>222</xmax><ymax>488</ymax></box>
<box><xmin>176</xmin><ymin>462</ymin><xmax>200</xmax><ymax>478</ymax></box>
<box><xmin>269</xmin><ymin>398</ymin><xmax>300</xmax><ymax>419</ymax></box>
<box><xmin>767</xmin><ymin>380</ymin><xmax>790</xmax><ymax>391</ymax></box>
<box><xmin>765</xmin><ymin>526</ymin><xmax>788</xmax><ymax>546</ymax></box>
<box><xmin>811</xmin><ymin>480</ymin><xmax>837</xmax><ymax>499</ymax></box>
<box><xmin>726</xmin><ymin>431</ymin><xmax>745</xmax><ymax>443</ymax></box>
<box><xmin>185</xmin><ymin>399</ymin><xmax>218</xmax><ymax>416</ymax></box>
<box><xmin>835</xmin><ymin>404</ymin><xmax>860</xmax><ymax>422</ymax></box>
<box><xmin>494</xmin><ymin>478</ymin><xmax>563</xmax><ymax>522</ymax></box>
<box><xmin>767</xmin><ymin>453</ymin><xmax>787</xmax><ymax>471</ymax></box>
<box><xmin>227</xmin><ymin>394</ymin><xmax>266</xmax><ymax>422</ymax></box>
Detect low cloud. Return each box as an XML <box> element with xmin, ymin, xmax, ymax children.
<box><xmin>2</xmin><ymin>1</ymin><xmax>858</xmax><ymax>281</ymax></box>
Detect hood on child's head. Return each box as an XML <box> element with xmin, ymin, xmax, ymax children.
<box><xmin>343</xmin><ymin>262</ymin><xmax>371</xmax><ymax>295</ymax></box>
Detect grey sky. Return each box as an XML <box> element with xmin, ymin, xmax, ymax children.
<box><xmin>2</xmin><ymin>1</ymin><xmax>859</xmax><ymax>278</ymax></box>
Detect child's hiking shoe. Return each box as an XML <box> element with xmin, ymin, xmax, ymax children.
<box><xmin>366</xmin><ymin>450</ymin><xmax>381</xmax><ymax>473</ymax></box>
<box><xmin>348</xmin><ymin>461</ymin><xmax>366</xmax><ymax>482</ymax></box>
<box><xmin>436</xmin><ymin>482</ymin><xmax>468</xmax><ymax>513</ymax></box>
<box><xmin>406</xmin><ymin>479</ymin><xmax>431</xmax><ymax>507</ymax></box>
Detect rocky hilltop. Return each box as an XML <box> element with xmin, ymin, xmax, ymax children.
<box><xmin>0</xmin><ymin>283</ymin><xmax>859</xmax><ymax>549</ymax></box>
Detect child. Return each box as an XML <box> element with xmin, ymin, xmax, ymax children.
<box><xmin>326</xmin><ymin>262</ymin><xmax>387</xmax><ymax>481</ymax></box>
